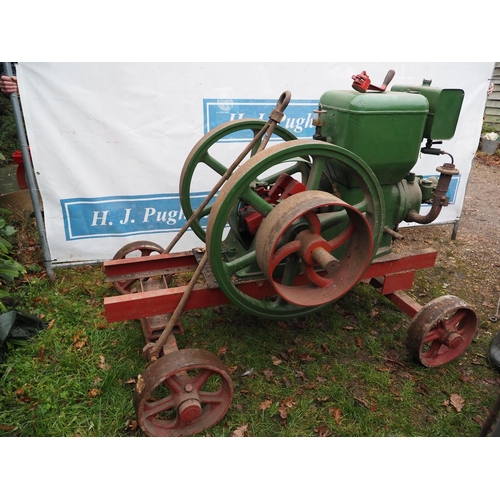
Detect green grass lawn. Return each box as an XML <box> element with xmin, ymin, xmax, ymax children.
<box><xmin>1</xmin><ymin>262</ymin><xmax>498</xmax><ymax>437</ymax></box>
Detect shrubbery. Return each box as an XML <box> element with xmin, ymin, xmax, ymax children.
<box><xmin>0</xmin><ymin>97</ymin><xmax>20</xmax><ymax>161</ymax></box>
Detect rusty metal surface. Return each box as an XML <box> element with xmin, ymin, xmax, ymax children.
<box><xmin>134</xmin><ymin>348</ymin><xmax>234</xmax><ymax>437</ymax></box>
<box><xmin>192</xmin><ymin>247</ymin><xmax>219</xmax><ymax>289</ymax></box>
<box><xmin>254</xmin><ymin>190</ymin><xmax>373</xmax><ymax>307</ymax></box>
<box><xmin>405</xmin><ymin>295</ymin><xmax>478</xmax><ymax>367</ymax></box>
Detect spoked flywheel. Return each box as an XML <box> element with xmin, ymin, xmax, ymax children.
<box><xmin>206</xmin><ymin>139</ymin><xmax>384</xmax><ymax>320</ymax></box>
<box><xmin>179</xmin><ymin>119</ymin><xmax>297</xmax><ymax>242</ymax></box>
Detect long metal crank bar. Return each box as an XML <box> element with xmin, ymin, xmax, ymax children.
<box><xmin>134</xmin><ymin>92</ymin><xmax>292</xmax><ymax>360</ymax></box>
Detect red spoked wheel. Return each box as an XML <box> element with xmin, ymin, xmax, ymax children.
<box><xmin>134</xmin><ymin>349</ymin><xmax>234</xmax><ymax>437</ymax></box>
<box><xmin>406</xmin><ymin>295</ymin><xmax>478</xmax><ymax>367</ymax></box>
<box><xmin>255</xmin><ymin>190</ymin><xmax>373</xmax><ymax>307</ymax></box>
<box><xmin>111</xmin><ymin>240</ymin><xmax>164</xmax><ymax>294</ymax></box>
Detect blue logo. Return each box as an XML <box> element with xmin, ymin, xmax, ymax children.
<box><xmin>61</xmin><ymin>192</ymin><xmax>212</xmax><ymax>240</ymax></box>
<box><xmin>203</xmin><ymin>98</ymin><xmax>318</xmax><ymax>139</ymax></box>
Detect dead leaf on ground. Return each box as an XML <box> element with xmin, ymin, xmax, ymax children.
<box><xmin>98</xmin><ymin>355</ymin><xmax>109</xmax><ymax>370</ymax></box>
<box><xmin>282</xmin><ymin>397</ymin><xmax>298</xmax><ymax>408</ymax></box>
<box><xmin>329</xmin><ymin>407</ymin><xmax>342</xmax><ymax>426</ymax></box>
<box><xmin>450</xmin><ymin>394</ymin><xmax>465</xmax><ymax>412</ymax></box>
<box><xmin>316</xmin><ymin>396</ymin><xmax>330</xmax><ymax>402</ymax></box>
<box><xmin>217</xmin><ymin>346</ymin><xmax>227</xmax><ymax>357</ymax></box>
<box><xmin>314</xmin><ymin>425</ymin><xmax>331</xmax><ymax>437</ymax></box>
<box><xmin>258</xmin><ymin>400</ymin><xmax>273</xmax><ymax>411</ymax></box>
<box><xmin>72</xmin><ymin>333</ymin><xmax>88</xmax><ymax>351</ymax></box>
<box><xmin>37</xmin><ymin>346</ymin><xmax>45</xmax><ymax>363</ymax></box>
<box><xmin>88</xmin><ymin>388</ymin><xmax>101</xmax><ymax>398</ymax></box>
<box><xmin>232</xmin><ymin>424</ymin><xmax>249</xmax><ymax>437</ymax></box>
<box><xmin>272</xmin><ymin>356</ymin><xmax>282</xmax><ymax>366</ymax></box>
<box><xmin>299</xmin><ymin>353</ymin><xmax>314</xmax><ymax>362</ymax></box>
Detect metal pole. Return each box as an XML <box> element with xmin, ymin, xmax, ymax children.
<box><xmin>3</xmin><ymin>63</ymin><xmax>55</xmax><ymax>281</ymax></box>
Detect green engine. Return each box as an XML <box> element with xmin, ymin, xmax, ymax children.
<box><xmin>179</xmin><ymin>70</ymin><xmax>465</xmax><ymax>320</ymax></box>
<box><xmin>316</xmin><ymin>73</ymin><xmax>464</xmax><ymax>256</ymax></box>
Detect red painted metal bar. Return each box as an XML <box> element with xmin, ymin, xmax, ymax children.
<box><xmin>380</xmin><ymin>289</ymin><xmax>423</xmax><ymax>318</ymax></box>
<box><xmin>104</xmin><ymin>251</ymin><xmax>198</xmax><ymax>282</ymax></box>
<box><xmin>103</xmin><ymin>248</ymin><xmax>437</xmax><ymax>324</ymax></box>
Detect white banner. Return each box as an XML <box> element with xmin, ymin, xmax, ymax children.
<box><xmin>17</xmin><ymin>62</ymin><xmax>493</xmax><ymax>264</ymax></box>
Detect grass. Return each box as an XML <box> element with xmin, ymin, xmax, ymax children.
<box><xmin>1</xmin><ymin>259</ymin><xmax>498</xmax><ymax>437</ymax></box>
<box><xmin>1</xmin><ymin>208</ymin><xmax>499</xmax><ymax>437</ymax></box>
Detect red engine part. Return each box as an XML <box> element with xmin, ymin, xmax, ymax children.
<box><xmin>352</xmin><ymin>69</ymin><xmax>395</xmax><ymax>93</ymax></box>
<box><xmin>240</xmin><ymin>173</ymin><xmax>306</xmax><ymax>235</ymax></box>
<box><xmin>12</xmin><ymin>150</ymin><xmax>29</xmax><ymax>190</ymax></box>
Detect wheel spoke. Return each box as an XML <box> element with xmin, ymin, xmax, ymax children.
<box><xmin>190</xmin><ymin>368</ymin><xmax>214</xmax><ymax>391</ymax></box>
<box><xmin>304</xmin><ymin>211</ymin><xmax>321</xmax><ymax>235</ymax></box>
<box><xmin>199</xmin><ymin>390</ymin><xmax>228</xmax><ymax>405</ymax></box>
<box><xmin>142</xmin><ymin>395</ymin><xmax>176</xmax><ymax>420</ymax></box>
<box><xmin>306</xmin><ymin>156</ymin><xmax>327</xmax><ymax>190</ymax></box>
<box><xmin>225</xmin><ymin>250</ymin><xmax>257</xmax><ymax>274</ymax></box>
<box><xmin>202</xmin><ymin>152</ymin><xmax>228</xmax><ymax>176</ymax></box>
<box><xmin>163</xmin><ymin>373</ymin><xmax>185</xmax><ymax>395</ymax></box>
<box><xmin>198</xmin><ymin>204</ymin><xmax>213</xmax><ymax>219</ymax></box>
<box><xmin>271</xmin><ymin>240</ymin><xmax>301</xmax><ymax>270</ymax></box>
<box><xmin>280</xmin><ymin>254</ymin><xmax>301</xmax><ymax>286</ymax></box>
<box><xmin>422</xmin><ymin>340</ymin><xmax>445</xmax><ymax>361</ymax></box>
<box><xmin>241</xmin><ymin>188</ymin><xmax>274</xmax><ymax>216</ymax></box>
<box><xmin>303</xmin><ymin>263</ymin><xmax>332</xmax><ymax>287</ymax></box>
<box><xmin>327</xmin><ymin>220</ymin><xmax>355</xmax><ymax>251</ymax></box>
<box><xmin>422</xmin><ymin>325</ymin><xmax>445</xmax><ymax>343</ymax></box>
<box><xmin>444</xmin><ymin>310</ymin><xmax>467</xmax><ymax>331</ymax></box>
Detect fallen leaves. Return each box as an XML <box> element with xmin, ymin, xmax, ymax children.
<box><xmin>88</xmin><ymin>388</ymin><xmax>101</xmax><ymax>398</ymax></box>
<box><xmin>71</xmin><ymin>332</ymin><xmax>88</xmax><ymax>351</ymax></box>
<box><xmin>444</xmin><ymin>394</ymin><xmax>465</xmax><ymax>413</ymax></box>
<box><xmin>258</xmin><ymin>399</ymin><xmax>273</xmax><ymax>411</ymax></box>
<box><xmin>231</xmin><ymin>424</ymin><xmax>249</xmax><ymax>437</ymax></box>
<box><xmin>98</xmin><ymin>355</ymin><xmax>109</xmax><ymax>371</ymax></box>
<box><xmin>329</xmin><ymin>408</ymin><xmax>343</xmax><ymax>426</ymax></box>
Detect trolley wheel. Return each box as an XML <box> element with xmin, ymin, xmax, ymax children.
<box><xmin>112</xmin><ymin>240</ymin><xmax>164</xmax><ymax>294</ymax></box>
<box><xmin>406</xmin><ymin>295</ymin><xmax>478</xmax><ymax>367</ymax></box>
<box><xmin>134</xmin><ymin>348</ymin><xmax>234</xmax><ymax>437</ymax></box>
<box><xmin>179</xmin><ymin>119</ymin><xmax>297</xmax><ymax>242</ymax></box>
<box><xmin>206</xmin><ymin>139</ymin><xmax>384</xmax><ymax>320</ymax></box>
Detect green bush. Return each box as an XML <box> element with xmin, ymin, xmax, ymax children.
<box><xmin>0</xmin><ymin>97</ymin><xmax>20</xmax><ymax>161</ymax></box>
<box><xmin>0</xmin><ymin>208</ymin><xmax>25</xmax><ymax>312</ymax></box>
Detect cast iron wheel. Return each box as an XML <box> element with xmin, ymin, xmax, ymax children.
<box><xmin>255</xmin><ymin>190</ymin><xmax>373</xmax><ymax>307</ymax></box>
<box><xmin>206</xmin><ymin>139</ymin><xmax>384</xmax><ymax>320</ymax></box>
<box><xmin>112</xmin><ymin>240</ymin><xmax>164</xmax><ymax>294</ymax></box>
<box><xmin>134</xmin><ymin>348</ymin><xmax>234</xmax><ymax>437</ymax></box>
<box><xmin>179</xmin><ymin>119</ymin><xmax>297</xmax><ymax>242</ymax></box>
<box><xmin>406</xmin><ymin>295</ymin><xmax>478</xmax><ymax>367</ymax></box>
